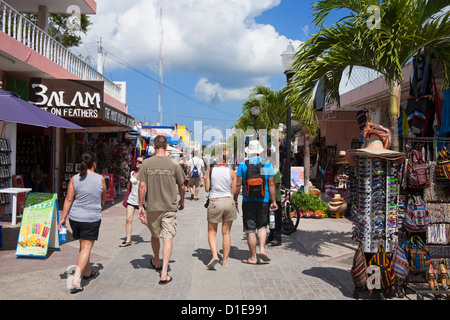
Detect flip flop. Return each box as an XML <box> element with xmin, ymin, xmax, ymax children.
<box><xmin>207</xmin><ymin>258</ymin><xmax>220</xmax><ymax>270</ymax></box>
<box><xmin>150</xmin><ymin>258</ymin><xmax>162</xmax><ymax>270</ymax></box>
<box><xmin>82</xmin><ymin>270</ymin><xmax>97</xmax><ymax>280</ymax></box>
<box><xmin>119</xmin><ymin>241</ymin><xmax>132</xmax><ymax>247</ymax></box>
<box><xmin>242</xmin><ymin>259</ymin><xmax>258</xmax><ymax>265</ymax></box>
<box><xmin>159</xmin><ymin>275</ymin><xmax>172</xmax><ymax>285</ymax></box>
<box><xmin>257</xmin><ymin>253</ymin><xmax>271</xmax><ymax>262</ymax></box>
<box><xmin>70</xmin><ymin>282</ymin><xmax>84</xmax><ymax>293</ymax></box>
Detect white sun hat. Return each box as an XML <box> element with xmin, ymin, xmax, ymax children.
<box><xmin>245</xmin><ymin>140</ymin><xmax>264</xmax><ymax>155</ymax></box>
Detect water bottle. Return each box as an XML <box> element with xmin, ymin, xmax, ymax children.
<box><xmin>269</xmin><ymin>209</ymin><xmax>275</xmax><ymax>229</ymax></box>
<box><xmin>59</xmin><ymin>224</ymin><xmax>67</xmax><ymax>244</ymax></box>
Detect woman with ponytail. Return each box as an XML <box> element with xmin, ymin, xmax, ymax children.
<box><xmin>59</xmin><ymin>151</ymin><xmax>107</xmax><ymax>293</ymax></box>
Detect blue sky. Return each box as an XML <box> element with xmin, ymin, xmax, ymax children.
<box><xmin>74</xmin><ymin>0</ymin><xmax>346</xmax><ymax>143</ymax></box>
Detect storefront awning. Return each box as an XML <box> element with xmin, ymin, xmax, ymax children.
<box><xmin>167</xmin><ymin>136</ymin><xmax>184</xmax><ymax>146</ymax></box>
<box><xmin>0</xmin><ymin>89</ymin><xmax>84</xmax><ymax>129</ymax></box>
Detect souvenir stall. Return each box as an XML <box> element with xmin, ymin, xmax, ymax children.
<box><xmin>60</xmin><ymin>132</ymin><xmax>133</xmax><ymax>201</ymax></box>
<box><xmin>397</xmin><ymin>137</ymin><xmax>450</xmax><ymax>299</ymax></box>
<box><xmin>347</xmin><ymin>122</ymin><xmax>406</xmax><ymax>299</ymax></box>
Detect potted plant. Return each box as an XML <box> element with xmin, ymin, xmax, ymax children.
<box><xmin>290</xmin><ymin>190</ymin><xmax>328</xmax><ymax>218</ymax></box>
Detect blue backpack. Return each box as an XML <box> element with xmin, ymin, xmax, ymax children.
<box><xmin>191</xmin><ymin>159</ymin><xmax>200</xmax><ymax>178</ymax></box>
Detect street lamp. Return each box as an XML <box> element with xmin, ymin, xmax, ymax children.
<box><xmin>250</xmin><ymin>105</ymin><xmax>260</xmax><ymax>139</ymax></box>
<box><xmin>281</xmin><ymin>42</ymin><xmax>295</xmax><ymax>190</ymax></box>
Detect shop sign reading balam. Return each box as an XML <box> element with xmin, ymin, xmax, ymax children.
<box><xmin>28</xmin><ymin>78</ymin><xmax>104</xmax><ymax>120</ymax></box>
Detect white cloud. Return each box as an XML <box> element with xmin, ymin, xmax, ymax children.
<box><xmin>80</xmin><ymin>0</ymin><xmax>302</xmax><ymax>103</ymax></box>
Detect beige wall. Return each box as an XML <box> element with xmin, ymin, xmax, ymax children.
<box><xmin>317</xmin><ymin>111</ymin><xmax>361</xmax><ymax>152</ymax></box>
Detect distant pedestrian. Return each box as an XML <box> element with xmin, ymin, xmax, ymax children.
<box><xmin>187</xmin><ymin>151</ymin><xmax>205</xmax><ymax>201</ymax></box>
<box><xmin>58</xmin><ymin>151</ymin><xmax>107</xmax><ymax>293</ymax></box>
<box><xmin>119</xmin><ymin>155</ymin><xmax>144</xmax><ymax>247</ymax></box>
<box><xmin>204</xmin><ymin>157</ymin><xmax>238</xmax><ymax>269</ymax></box>
<box><xmin>235</xmin><ymin>140</ymin><xmax>277</xmax><ymax>265</ymax></box>
<box><xmin>30</xmin><ymin>163</ymin><xmax>45</xmax><ymax>192</ymax></box>
<box><xmin>138</xmin><ymin>135</ymin><xmax>186</xmax><ymax>284</ymax></box>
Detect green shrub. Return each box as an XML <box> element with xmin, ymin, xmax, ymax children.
<box><xmin>290</xmin><ymin>190</ymin><xmax>328</xmax><ymax>214</ymax></box>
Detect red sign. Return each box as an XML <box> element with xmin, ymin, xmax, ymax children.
<box><xmin>101</xmin><ymin>174</ymin><xmax>114</xmax><ymax>202</ymax></box>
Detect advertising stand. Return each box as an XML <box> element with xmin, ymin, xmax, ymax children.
<box><xmin>16</xmin><ymin>193</ymin><xmax>60</xmax><ymax>259</ymax></box>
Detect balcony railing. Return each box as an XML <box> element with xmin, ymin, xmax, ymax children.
<box><xmin>0</xmin><ymin>0</ymin><xmax>123</xmax><ymax>102</ymax></box>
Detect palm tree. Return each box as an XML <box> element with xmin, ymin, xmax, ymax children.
<box><xmin>235</xmin><ymin>84</ymin><xmax>318</xmax><ymax>190</ymax></box>
<box><xmin>236</xmin><ymin>85</ymin><xmax>318</xmax><ymax>134</ymax></box>
<box><xmin>291</xmin><ymin>0</ymin><xmax>450</xmax><ymax>151</ymax></box>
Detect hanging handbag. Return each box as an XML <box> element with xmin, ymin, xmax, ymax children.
<box><xmin>406</xmin><ymin>235</ymin><xmax>431</xmax><ymax>272</ymax></box>
<box><xmin>435</xmin><ymin>146</ymin><xmax>450</xmax><ymax>187</ymax></box>
<box><xmin>351</xmin><ymin>243</ymin><xmax>368</xmax><ymax>288</ymax></box>
<box><xmin>368</xmin><ymin>244</ymin><xmax>395</xmax><ymax>292</ymax></box>
<box><xmin>122</xmin><ymin>183</ymin><xmax>131</xmax><ymax>208</ymax></box>
<box><xmin>392</xmin><ymin>242</ymin><xmax>409</xmax><ymax>280</ymax></box>
<box><xmin>404</xmin><ymin>196</ymin><xmax>430</xmax><ymax>232</ymax></box>
<box><xmin>406</xmin><ymin>149</ymin><xmax>430</xmax><ymax>189</ymax></box>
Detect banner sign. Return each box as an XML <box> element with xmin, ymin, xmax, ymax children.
<box><xmin>104</xmin><ymin>104</ymin><xmax>134</xmax><ymax>129</ymax></box>
<box><xmin>291</xmin><ymin>166</ymin><xmax>304</xmax><ymax>189</ymax></box>
<box><xmin>28</xmin><ymin>78</ymin><xmax>104</xmax><ymax>120</ymax></box>
<box><xmin>16</xmin><ymin>193</ymin><xmax>60</xmax><ymax>259</ymax></box>
<box><xmin>101</xmin><ymin>174</ymin><xmax>114</xmax><ymax>202</ymax></box>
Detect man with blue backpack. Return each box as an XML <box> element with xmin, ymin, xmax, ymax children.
<box><xmin>235</xmin><ymin>140</ymin><xmax>278</xmax><ymax>264</ymax></box>
<box><xmin>187</xmin><ymin>151</ymin><xmax>205</xmax><ymax>201</ymax></box>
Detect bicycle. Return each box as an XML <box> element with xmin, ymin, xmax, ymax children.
<box><xmin>280</xmin><ymin>188</ymin><xmax>301</xmax><ymax>235</ymax></box>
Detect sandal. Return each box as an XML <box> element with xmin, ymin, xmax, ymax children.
<box><xmin>159</xmin><ymin>275</ymin><xmax>172</xmax><ymax>285</ymax></box>
<box><xmin>70</xmin><ymin>281</ymin><xmax>84</xmax><ymax>293</ymax></box>
<box><xmin>82</xmin><ymin>270</ymin><xmax>98</xmax><ymax>280</ymax></box>
<box><xmin>119</xmin><ymin>241</ymin><xmax>132</xmax><ymax>247</ymax></box>
<box><xmin>270</xmin><ymin>240</ymin><xmax>281</xmax><ymax>246</ymax></box>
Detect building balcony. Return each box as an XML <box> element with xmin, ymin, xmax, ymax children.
<box><xmin>0</xmin><ymin>0</ymin><xmax>125</xmax><ymax>109</ymax></box>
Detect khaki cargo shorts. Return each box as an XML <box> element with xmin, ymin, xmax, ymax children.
<box><xmin>146</xmin><ymin>211</ymin><xmax>177</xmax><ymax>239</ymax></box>
<box><xmin>207</xmin><ymin>197</ymin><xmax>237</xmax><ymax>224</ymax></box>
<box><xmin>188</xmin><ymin>177</ymin><xmax>201</xmax><ymax>187</ymax></box>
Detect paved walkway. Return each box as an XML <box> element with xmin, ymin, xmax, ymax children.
<box><xmin>0</xmin><ymin>187</ymin><xmax>426</xmax><ymax>303</ymax></box>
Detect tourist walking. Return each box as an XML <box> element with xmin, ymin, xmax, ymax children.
<box><xmin>187</xmin><ymin>151</ymin><xmax>205</xmax><ymax>201</ymax></box>
<box><xmin>138</xmin><ymin>135</ymin><xmax>186</xmax><ymax>284</ymax></box>
<box><xmin>119</xmin><ymin>155</ymin><xmax>144</xmax><ymax>247</ymax></box>
<box><xmin>58</xmin><ymin>151</ymin><xmax>107</xmax><ymax>293</ymax></box>
<box><xmin>204</xmin><ymin>157</ymin><xmax>238</xmax><ymax>269</ymax></box>
<box><xmin>235</xmin><ymin>140</ymin><xmax>277</xmax><ymax>265</ymax></box>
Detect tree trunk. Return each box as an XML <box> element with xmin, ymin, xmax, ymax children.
<box><xmin>389</xmin><ymin>81</ymin><xmax>401</xmax><ymax>152</ymax></box>
<box><xmin>304</xmin><ymin>132</ymin><xmax>310</xmax><ymax>194</ymax></box>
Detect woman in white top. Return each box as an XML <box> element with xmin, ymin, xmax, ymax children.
<box><xmin>119</xmin><ymin>155</ymin><xmax>144</xmax><ymax>247</ymax></box>
<box><xmin>204</xmin><ymin>158</ymin><xmax>238</xmax><ymax>269</ymax></box>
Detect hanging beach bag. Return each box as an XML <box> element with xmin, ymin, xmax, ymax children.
<box><xmin>368</xmin><ymin>245</ymin><xmax>395</xmax><ymax>292</ymax></box>
<box><xmin>406</xmin><ymin>235</ymin><xmax>431</xmax><ymax>272</ymax></box>
<box><xmin>406</xmin><ymin>149</ymin><xmax>430</xmax><ymax>189</ymax></box>
<box><xmin>351</xmin><ymin>244</ymin><xmax>368</xmax><ymax>288</ymax></box>
<box><xmin>435</xmin><ymin>146</ymin><xmax>450</xmax><ymax>187</ymax></box>
<box><xmin>404</xmin><ymin>195</ymin><xmax>430</xmax><ymax>232</ymax></box>
<box><xmin>392</xmin><ymin>242</ymin><xmax>409</xmax><ymax>280</ymax></box>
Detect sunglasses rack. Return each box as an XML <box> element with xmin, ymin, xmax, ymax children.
<box><xmin>352</xmin><ymin>156</ymin><xmax>399</xmax><ymax>253</ymax></box>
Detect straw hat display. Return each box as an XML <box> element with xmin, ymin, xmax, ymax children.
<box><xmin>346</xmin><ymin>122</ymin><xmax>405</xmax><ymax>166</ymax></box>
<box><xmin>327</xmin><ymin>194</ymin><xmax>347</xmax><ymax>214</ymax></box>
<box><xmin>335</xmin><ymin>150</ymin><xmax>349</xmax><ymax>165</ymax></box>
